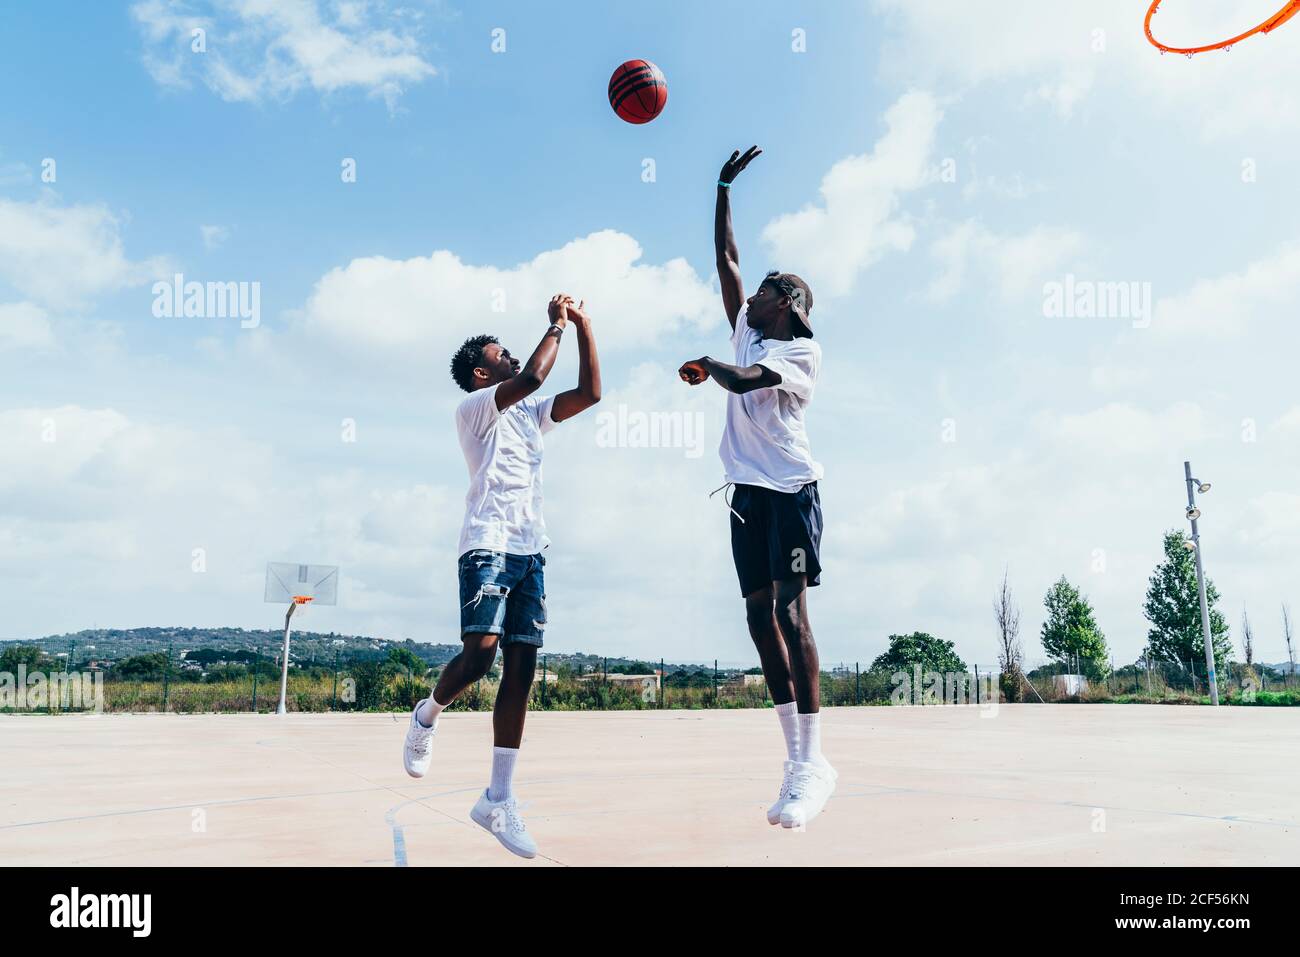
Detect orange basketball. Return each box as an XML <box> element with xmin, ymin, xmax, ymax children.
<box><xmin>608</xmin><ymin>59</ymin><xmax>667</xmax><ymax>124</ymax></box>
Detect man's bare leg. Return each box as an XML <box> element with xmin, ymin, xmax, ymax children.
<box><xmin>774</xmin><ymin>575</ymin><xmax>819</xmax><ymax>714</ymax></box>
<box><xmin>772</xmin><ymin>573</ymin><xmax>834</xmax><ymax>827</ymax></box>
<box><xmin>746</xmin><ymin>584</ymin><xmax>802</xmax><ymax>772</ymax></box>
<box><xmin>493</xmin><ymin>643</ymin><xmax>537</xmax><ymax>749</ymax></box>
<box><xmin>745</xmin><ymin>585</ymin><xmax>796</xmax><ymax>705</ymax></box>
<box><xmin>417</xmin><ymin>632</ymin><xmax>498</xmax><ymax>727</ymax></box>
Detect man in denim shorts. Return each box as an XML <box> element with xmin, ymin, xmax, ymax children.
<box><xmin>401</xmin><ymin>293</ymin><xmax>601</xmax><ymax>859</ymax></box>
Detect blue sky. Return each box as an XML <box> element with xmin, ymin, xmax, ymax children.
<box><xmin>4</xmin><ymin>0</ymin><xmax>1300</xmax><ymax>670</ymax></box>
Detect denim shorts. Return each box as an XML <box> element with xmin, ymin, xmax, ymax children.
<box><xmin>458</xmin><ymin>549</ymin><xmax>547</xmax><ymax>647</ymax></box>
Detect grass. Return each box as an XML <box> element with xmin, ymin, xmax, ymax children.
<box><xmin>6</xmin><ymin>669</ymin><xmax>1297</xmax><ymax>714</ymax></box>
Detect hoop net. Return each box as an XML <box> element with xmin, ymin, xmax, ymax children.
<box><xmin>1145</xmin><ymin>0</ymin><xmax>1300</xmax><ymax>55</ymax></box>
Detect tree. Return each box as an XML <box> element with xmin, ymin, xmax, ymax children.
<box><xmin>386</xmin><ymin>646</ymin><xmax>427</xmax><ymax>676</ymax></box>
<box><xmin>869</xmin><ymin>632</ymin><xmax>967</xmax><ymax>676</ymax></box>
<box><xmin>349</xmin><ymin>661</ymin><xmax>385</xmax><ymax>709</ymax></box>
<box><xmin>994</xmin><ymin>568</ymin><xmax>1024</xmax><ymax>700</ymax></box>
<box><xmin>1040</xmin><ymin>577</ymin><xmax>1110</xmax><ymax>677</ymax></box>
<box><xmin>0</xmin><ymin>645</ymin><xmax>44</xmax><ymax>673</ymax></box>
<box><xmin>114</xmin><ymin>653</ymin><xmax>170</xmax><ymax>680</ymax></box>
<box><xmin>1142</xmin><ymin>530</ymin><xmax>1231</xmax><ymax>671</ymax></box>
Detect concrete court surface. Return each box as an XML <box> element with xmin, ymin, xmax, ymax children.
<box><xmin>2</xmin><ymin>704</ymin><xmax>1297</xmax><ymax>867</ymax></box>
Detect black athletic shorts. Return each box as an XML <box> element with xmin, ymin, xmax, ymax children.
<box><xmin>728</xmin><ymin>481</ymin><xmax>823</xmax><ymax>597</ymax></box>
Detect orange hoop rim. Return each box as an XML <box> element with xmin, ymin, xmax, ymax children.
<box><xmin>1145</xmin><ymin>0</ymin><xmax>1300</xmax><ymax>54</ymax></box>
<box><xmin>292</xmin><ymin>595</ymin><xmax>315</xmax><ymax>605</ymax></box>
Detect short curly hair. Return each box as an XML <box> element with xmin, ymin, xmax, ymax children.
<box><xmin>450</xmin><ymin>334</ymin><xmax>499</xmax><ymax>393</ymax></box>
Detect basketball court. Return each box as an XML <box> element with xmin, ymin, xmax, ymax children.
<box><xmin>3</xmin><ymin>705</ymin><xmax>1296</xmax><ymax>866</ymax></box>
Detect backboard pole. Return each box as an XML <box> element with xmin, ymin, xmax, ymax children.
<box><xmin>1185</xmin><ymin>461</ymin><xmax>1220</xmax><ymax>706</ymax></box>
<box><xmin>276</xmin><ymin>602</ymin><xmax>297</xmax><ymax>716</ymax></box>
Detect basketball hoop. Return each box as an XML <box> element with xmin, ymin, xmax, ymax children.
<box><xmin>264</xmin><ymin>563</ymin><xmax>339</xmax><ymax>715</ymax></box>
<box><xmin>1145</xmin><ymin>0</ymin><xmax>1300</xmax><ymax>55</ymax></box>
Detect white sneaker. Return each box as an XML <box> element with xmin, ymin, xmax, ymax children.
<box><xmin>469</xmin><ymin>789</ymin><xmax>538</xmax><ymax>859</ymax></box>
<box><xmin>766</xmin><ymin>760</ymin><xmax>798</xmax><ymax>825</ymax></box>
<box><xmin>402</xmin><ymin>700</ymin><xmax>436</xmax><ymax>778</ymax></box>
<box><xmin>779</xmin><ymin>760</ymin><xmax>837</xmax><ymax>829</ymax></box>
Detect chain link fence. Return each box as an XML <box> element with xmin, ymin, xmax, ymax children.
<box><xmin>6</xmin><ymin>648</ymin><xmax>1298</xmax><ymax>713</ymax></box>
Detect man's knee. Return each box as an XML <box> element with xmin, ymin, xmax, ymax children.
<box><xmin>461</xmin><ymin>634</ymin><xmax>499</xmax><ymax>678</ymax></box>
<box><xmin>744</xmin><ymin>587</ymin><xmax>775</xmax><ymax>634</ymax></box>
<box><xmin>774</xmin><ymin>578</ymin><xmax>809</xmax><ymax>637</ymax></box>
<box><xmin>501</xmin><ymin>644</ymin><xmax>537</xmax><ymax>684</ymax></box>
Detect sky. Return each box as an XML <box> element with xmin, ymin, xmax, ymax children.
<box><xmin>3</xmin><ymin>0</ymin><xmax>1300</xmax><ymax>669</ymax></box>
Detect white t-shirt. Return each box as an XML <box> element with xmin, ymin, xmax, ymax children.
<box><xmin>718</xmin><ymin>306</ymin><xmax>824</xmax><ymax>493</ymax></box>
<box><xmin>455</xmin><ymin>384</ymin><xmax>558</xmax><ymax>557</ymax></box>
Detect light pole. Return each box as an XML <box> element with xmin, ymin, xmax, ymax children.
<box><xmin>1183</xmin><ymin>461</ymin><xmax>1219</xmax><ymax>706</ymax></box>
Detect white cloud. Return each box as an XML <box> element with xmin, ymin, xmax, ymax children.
<box><xmin>927</xmin><ymin>221</ymin><xmax>1086</xmax><ymax>302</ymax></box>
<box><xmin>761</xmin><ymin>91</ymin><xmax>942</xmax><ymax>298</ymax></box>
<box><xmin>200</xmin><ymin>224</ymin><xmax>230</xmax><ymax>249</ymax></box>
<box><xmin>297</xmin><ymin>229</ymin><xmax>720</xmax><ymax>364</ymax></box>
<box><xmin>1152</xmin><ymin>243</ymin><xmax>1300</xmax><ymax>338</ymax></box>
<box><xmin>131</xmin><ymin>0</ymin><xmax>437</xmax><ymax>110</ymax></box>
<box><xmin>0</xmin><ymin>403</ymin><xmax>466</xmax><ymax>638</ymax></box>
<box><xmin>0</xmin><ymin>198</ymin><xmax>165</xmax><ymax>311</ymax></box>
<box><xmin>1034</xmin><ymin>401</ymin><xmax>1209</xmax><ymax>459</ymax></box>
<box><xmin>1270</xmin><ymin>407</ymin><xmax>1300</xmax><ymax>435</ymax></box>
<box><xmin>873</xmin><ymin>0</ymin><xmax>1300</xmax><ymax>139</ymax></box>
<box><xmin>872</xmin><ymin>0</ymin><xmax>1107</xmax><ymax>97</ymax></box>
<box><xmin>0</xmin><ymin>303</ymin><xmax>55</xmax><ymax>352</ymax></box>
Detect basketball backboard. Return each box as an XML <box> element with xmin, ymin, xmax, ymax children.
<box><xmin>264</xmin><ymin>563</ymin><xmax>339</xmax><ymax>606</ymax></box>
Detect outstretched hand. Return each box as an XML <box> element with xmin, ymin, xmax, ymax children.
<box><xmin>719</xmin><ymin>146</ymin><xmax>762</xmax><ymax>185</ymax></box>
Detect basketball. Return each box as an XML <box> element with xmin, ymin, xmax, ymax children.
<box><xmin>608</xmin><ymin>59</ymin><xmax>667</xmax><ymax>124</ymax></box>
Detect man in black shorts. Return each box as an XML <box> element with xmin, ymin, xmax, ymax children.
<box><xmin>678</xmin><ymin>146</ymin><xmax>835</xmax><ymax>829</ymax></box>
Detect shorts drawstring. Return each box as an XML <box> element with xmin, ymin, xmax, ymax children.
<box><xmin>710</xmin><ymin>481</ymin><xmax>745</xmax><ymax>524</ymax></box>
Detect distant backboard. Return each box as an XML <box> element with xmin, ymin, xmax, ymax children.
<box><xmin>264</xmin><ymin>563</ymin><xmax>339</xmax><ymax>606</ymax></box>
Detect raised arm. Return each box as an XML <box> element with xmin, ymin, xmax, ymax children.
<box><xmin>494</xmin><ymin>294</ymin><xmax>570</xmax><ymax>411</ymax></box>
<box><xmin>551</xmin><ymin>299</ymin><xmax>602</xmax><ymax>422</ymax></box>
<box><xmin>716</xmin><ymin>146</ymin><xmax>762</xmax><ymax>329</ymax></box>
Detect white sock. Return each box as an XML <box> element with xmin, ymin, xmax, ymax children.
<box><xmin>415</xmin><ymin>696</ymin><xmax>446</xmax><ymax>729</ymax></box>
<box><xmin>775</xmin><ymin>701</ymin><xmax>800</xmax><ymax>761</ymax></box>
<box><xmin>797</xmin><ymin>712</ymin><xmax>823</xmax><ymax>764</ymax></box>
<box><xmin>488</xmin><ymin>746</ymin><xmax>518</xmax><ymax>802</ymax></box>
